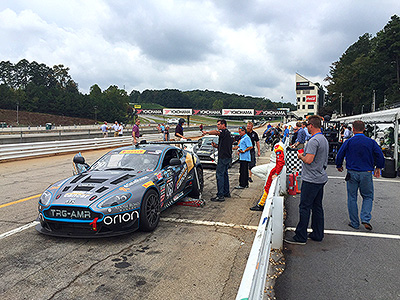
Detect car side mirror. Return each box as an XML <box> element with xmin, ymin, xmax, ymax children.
<box><xmin>73</xmin><ymin>154</ymin><xmax>89</xmax><ymax>175</ymax></box>
<box><xmin>233</xmin><ymin>141</ymin><xmax>238</xmax><ymax>146</ymax></box>
<box><xmin>73</xmin><ymin>155</ymin><xmax>85</xmax><ymax>164</ymax></box>
<box><xmin>169</xmin><ymin>158</ymin><xmax>181</xmax><ymax>166</ymax></box>
<box><xmin>197</xmin><ymin>139</ymin><xmax>203</xmax><ymax>147</ymax></box>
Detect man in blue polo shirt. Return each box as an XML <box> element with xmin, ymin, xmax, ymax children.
<box><xmin>233</xmin><ymin>126</ymin><xmax>253</xmax><ymax>189</ymax></box>
<box><xmin>336</xmin><ymin>120</ymin><xmax>384</xmax><ymax>231</ymax></box>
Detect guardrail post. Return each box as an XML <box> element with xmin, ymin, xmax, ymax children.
<box><xmin>271</xmin><ymin>196</ymin><xmax>284</xmax><ymax>250</ymax></box>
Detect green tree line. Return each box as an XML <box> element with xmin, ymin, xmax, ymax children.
<box><xmin>325</xmin><ymin>15</ymin><xmax>400</xmax><ymax>116</ymax></box>
<box><xmin>0</xmin><ymin>60</ymin><xmax>294</xmax><ymax>123</ymax></box>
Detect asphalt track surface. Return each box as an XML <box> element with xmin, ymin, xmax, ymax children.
<box><xmin>0</xmin><ymin>130</ymin><xmax>270</xmax><ymax>300</ymax></box>
<box><xmin>275</xmin><ymin>166</ymin><xmax>400</xmax><ymax>300</ymax></box>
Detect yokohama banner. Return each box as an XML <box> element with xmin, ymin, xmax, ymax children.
<box><xmin>222</xmin><ymin>109</ymin><xmax>254</xmax><ymax>116</ymax></box>
<box><xmin>135</xmin><ymin>109</ymin><xmax>163</xmax><ymax>115</ymax></box>
<box><xmin>255</xmin><ymin>110</ymin><xmax>286</xmax><ymax>116</ymax></box>
<box><xmin>136</xmin><ymin>108</ymin><xmax>286</xmax><ymax>116</ymax></box>
<box><xmin>193</xmin><ymin>109</ymin><xmax>221</xmax><ymax>115</ymax></box>
<box><xmin>163</xmin><ymin>108</ymin><xmax>193</xmax><ymax>115</ymax></box>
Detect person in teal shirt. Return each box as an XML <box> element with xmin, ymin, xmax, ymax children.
<box><xmin>233</xmin><ymin>126</ymin><xmax>253</xmax><ymax>189</ymax></box>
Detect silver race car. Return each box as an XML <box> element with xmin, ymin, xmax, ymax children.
<box><xmin>36</xmin><ymin>143</ymin><xmax>203</xmax><ymax>237</ymax></box>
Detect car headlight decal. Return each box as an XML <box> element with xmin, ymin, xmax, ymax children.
<box><xmin>39</xmin><ymin>190</ymin><xmax>53</xmax><ymax>206</ymax></box>
<box><xmin>98</xmin><ymin>192</ymin><xmax>132</xmax><ymax>208</ymax></box>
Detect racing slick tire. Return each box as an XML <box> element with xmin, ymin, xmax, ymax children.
<box><xmin>139</xmin><ymin>189</ymin><xmax>160</xmax><ymax>232</ymax></box>
<box><xmin>189</xmin><ymin>166</ymin><xmax>204</xmax><ymax>198</ymax></box>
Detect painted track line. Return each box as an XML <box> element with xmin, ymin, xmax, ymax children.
<box><xmin>286</xmin><ymin>227</ymin><xmax>400</xmax><ymax>240</ymax></box>
<box><xmin>0</xmin><ymin>194</ymin><xmax>41</xmax><ymax>209</ymax></box>
<box><xmin>161</xmin><ymin>217</ymin><xmax>258</xmax><ymax>231</ymax></box>
<box><xmin>0</xmin><ymin>221</ymin><xmax>39</xmax><ymax>240</ymax></box>
<box><xmin>328</xmin><ymin>176</ymin><xmax>399</xmax><ymax>183</ymax></box>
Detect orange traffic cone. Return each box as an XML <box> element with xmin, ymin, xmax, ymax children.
<box><xmin>295</xmin><ymin>172</ymin><xmax>301</xmax><ymax>194</ymax></box>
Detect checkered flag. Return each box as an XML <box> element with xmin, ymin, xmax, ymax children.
<box><xmin>285</xmin><ymin>147</ymin><xmax>302</xmax><ymax>174</ymax></box>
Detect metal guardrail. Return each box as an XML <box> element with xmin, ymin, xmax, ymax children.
<box><xmin>236</xmin><ymin>175</ymin><xmax>285</xmax><ymax>300</ymax></box>
<box><xmin>0</xmin><ymin>131</ymin><xmax>203</xmax><ymax>161</ymax></box>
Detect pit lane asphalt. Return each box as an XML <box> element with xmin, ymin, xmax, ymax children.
<box><xmin>0</xmin><ymin>129</ymin><xmax>269</xmax><ymax>300</ymax></box>
<box><xmin>275</xmin><ymin>166</ymin><xmax>400</xmax><ymax>300</ymax></box>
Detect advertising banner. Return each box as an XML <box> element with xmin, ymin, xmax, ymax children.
<box><xmin>306</xmin><ymin>95</ymin><xmax>317</xmax><ymax>102</ymax></box>
<box><xmin>222</xmin><ymin>109</ymin><xmax>254</xmax><ymax>116</ymax></box>
<box><xmin>193</xmin><ymin>109</ymin><xmax>222</xmax><ymax>115</ymax></box>
<box><xmin>163</xmin><ymin>108</ymin><xmax>193</xmax><ymax>115</ymax></box>
<box><xmin>135</xmin><ymin>109</ymin><xmax>163</xmax><ymax>115</ymax></box>
<box><xmin>255</xmin><ymin>110</ymin><xmax>286</xmax><ymax>116</ymax></box>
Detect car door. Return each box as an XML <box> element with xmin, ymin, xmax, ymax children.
<box><xmin>161</xmin><ymin>149</ymin><xmax>186</xmax><ymax>206</ymax></box>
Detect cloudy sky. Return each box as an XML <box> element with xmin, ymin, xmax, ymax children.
<box><xmin>0</xmin><ymin>1</ymin><xmax>399</xmax><ymax>104</ymax></box>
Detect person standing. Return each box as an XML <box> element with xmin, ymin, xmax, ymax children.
<box><xmin>175</xmin><ymin>118</ymin><xmax>185</xmax><ymax>140</ymax></box>
<box><xmin>335</xmin><ymin>120</ymin><xmax>384</xmax><ymax>230</ymax></box>
<box><xmin>164</xmin><ymin>125</ymin><xmax>170</xmax><ymax>141</ymax></box>
<box><xmin>343</xmin><ymin>125</ymin><xmax>353</xmax><ymax>142</ymax></box>
<box><xmin>233</xmin><ymin>126</ymin><xmax>253</xmax><ymax>189</ymax></box>
<box><xmin>285</xmin><ymin>115</ymin><xmax>329</xmax><ymax>245</ymax></box>
<box><xmin>132</xmin><ymin>119</ymin><xmax>140</xmax><ymax>144</ymax></box>
<box><xmin>282</xmin><ymin>125</ymin><xmax>289</xmax><ymax>144</ymax></box>
<box><xmin>112</xmin><ymin>121</ymin><xmax>120</xmax><ymax>137</ymax></box>
<box><xmin>291</xmin><ymin>121</ymin><xmax>306</xmax><ymax>149</ymax></box>
<box><xmin>118</xmin><ymin>122</ymin><xmax>124</xmax><ymax>136</ymax></box>
<box><xmin>202</xmin><ymin>119</ymin><xmax>232</xmax><ymax>202</ymax></box>
<box><xmin>100</xmin><ymin>121</ymin><xmax>109</xmax><ymax>137</ymax></box>
<box><xmin>246</xmin><ymin>122</ymin><xmax>260</xmax><ymax>183</ymax></box>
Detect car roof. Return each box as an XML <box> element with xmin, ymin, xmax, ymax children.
<box><xmin>109</xmin><ymin>143</ymin><xmax>175</xmax><ymax>153</ymax></box>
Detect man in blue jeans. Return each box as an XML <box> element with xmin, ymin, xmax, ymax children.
<box><xmin>202</xmin><ymin>119</ymin><xmax>232</xmax><ymax>202</ymax></box>
<box><xmin>285</xmin><ymin>115</ymin><xmax>329</xmax><ymax>245</ymax></box>
<box><xmin>335</xmin><ymin>120</ymin><xmax>384</xmax><ymax>230</ymax></box>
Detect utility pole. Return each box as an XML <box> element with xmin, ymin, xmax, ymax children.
<box><xmin>339</xmin><ymin>93</ymin><xmax>343</xmax><ymax>116</ymax></box>
<box><xmin>361</xmin><ymin>105</ymin><xmax>364</xmax><ymax>114</ymax></box>
<box><xmin>372</xmin><ymin>90</ymin><xmax>376</xmax><ymax>112</ymax></box>
<box><xmin>16</xmin><ymin>101</ymin><xmax>19</xmax><ymax>125</ymax></box>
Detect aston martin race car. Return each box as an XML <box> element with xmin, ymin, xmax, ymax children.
<box><xmin>193</xmin><ymin>135</ymin><xmax>239</xmax><ymax>166</ymax></box>
<box><xmin>36</xmin><ymin>143</ymin><xmax>203</xmax><ymax>237</ymax></box>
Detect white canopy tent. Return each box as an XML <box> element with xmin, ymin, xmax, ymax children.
<box><xmin>334</xmin><ymin>107</ymin><xmax>400</xmax><ymax>171</ymax></box>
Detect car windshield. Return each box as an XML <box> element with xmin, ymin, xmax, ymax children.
<box><xmin>202</xmin><ymin>136</ymin><xmax>219</xmax><ymax>145</ymax></box>
<box><xmin>91</xmin><ymin>149</ymin><xmax>161</xmax><ymax>172</ymax></box>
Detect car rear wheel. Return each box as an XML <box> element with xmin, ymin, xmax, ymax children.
<box><xmin>139</xmin><ymin>190</ymin><xmax>160</xmax><ymax>232</ymax></box>
<box><xmin>189</xmin><ymin>166</ymin><xmax>204</xmax><ymax>198</ymax></box>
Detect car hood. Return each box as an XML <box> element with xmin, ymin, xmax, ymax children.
<box><xmin>196</xmin><ymin>145</ymin><xmax>216</xmax><ymax>154</ymax></box>
<box><xmin>45</xmin><ymin>170</ymin><xmax>153</xmax><ymax>207</ymax></box>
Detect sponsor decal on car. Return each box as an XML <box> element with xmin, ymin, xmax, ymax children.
<box><xmin>65</xmin><ymin>192</ymin><xmax>91</xmax><ymax>199</ymax></box>
<box><xmin>142</xmin><ymin>181</ymin><xmax>155</xmax><ymax>188</ymax></box>
<box><xmin>119</xmin><ymin>149</ymin><xmax>146</xmax><ymax>154</ymax></box>
<box><xmin>103</xmin><ymin>211</ymin><xmax>139</xmax><ymax>226</ymax></box>
<box><xmin>49</xmin><ymin>209</ymin><xmax>92</xmax><ymax>219</ymax></box>
<box><xmin>123</xmin><ymin>176</ymin><xmax>149</xmax><ymax>188</ymax></box>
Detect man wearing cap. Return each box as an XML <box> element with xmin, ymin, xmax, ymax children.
<box><xmin>233</xmin><ymin>126</ymin><xmax>253</xmax><ymax>189</ymax></box>
<box><xmin>175</xmin><ymin>118</ymin><xmax>185</xmax><ymax>140</ymax></box>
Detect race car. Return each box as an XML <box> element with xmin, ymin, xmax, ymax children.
<box><xmin>193</xmin><ymin>135</ymin><xmax>239</xmax><ymax>166</ymax></box>
<box><xmin>36</xmin><ymin>143</ymin><xmax>203</xmax><ymax>237</ymax></box>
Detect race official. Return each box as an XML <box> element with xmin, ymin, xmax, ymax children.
<box><xmin>132</xmin><ymin>119</ymin><xmax>140</xmax><ymax>144</ymax></box>
<box><xmin>247</xmin><ymin>121</ymin><xmax>260</xmax><ymax>183</ymax></box>
<box><xmin>336</xmin><ymin>120</ymin><xmax>384</xmax><ymax>230</ymax></box>
<box><xmin>175</xmin><ymin>118</ymin><xmax>185</xmax><ymax>140</ymax></box>
<box><xmin>233</xmin><ymin>126</ymin><xmax>253</xmax><ymax>189</ymax></box>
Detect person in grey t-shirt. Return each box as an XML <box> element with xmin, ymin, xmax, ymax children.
<box><xmin>285</xmin><ymin>115</ymin><xmax>329</xmax><ymax>245</ymax></box>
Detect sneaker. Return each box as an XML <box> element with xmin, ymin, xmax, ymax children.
<box><xmin>348</xmin><ymin>222</ymin><xmax>359</xmax><ymax>229</ymax></box>
<box><xmin>362</xmin><ymin>222</ymin><xmax>373</xmax><ymax>230</ymax></box>
<box><xmin>210</xmin><ymin>196</ymin><xmax>225</xmax><ymax>202</ymax></box>
<box><xmin>248</xmin><ymin>177</ymin><xmax>253</xmax><ymax>183</ymax></box>
<box><xmin>234</xmin><ymin>185</ymin><xmax>245</xmax><ymax>189</ymax></box>
<box><xmin>224</xmin><ymin>194</ymin><xmax>231</xmax><ymax>198</ymax></box>
<box><xmin>284</xmin><ymin>236</ymin><xmax>306</xmax><ymax>245</ymax></box>
<box><xmin>250</xmin><ymin>204</ymin><xmax>264</xmax><ymax>211</ymax></box>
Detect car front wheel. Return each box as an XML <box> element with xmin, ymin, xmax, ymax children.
<box><xmin>139</xmin><ymin>190</ymin><xmax>160</xmax><ymax>232</ymax></box>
